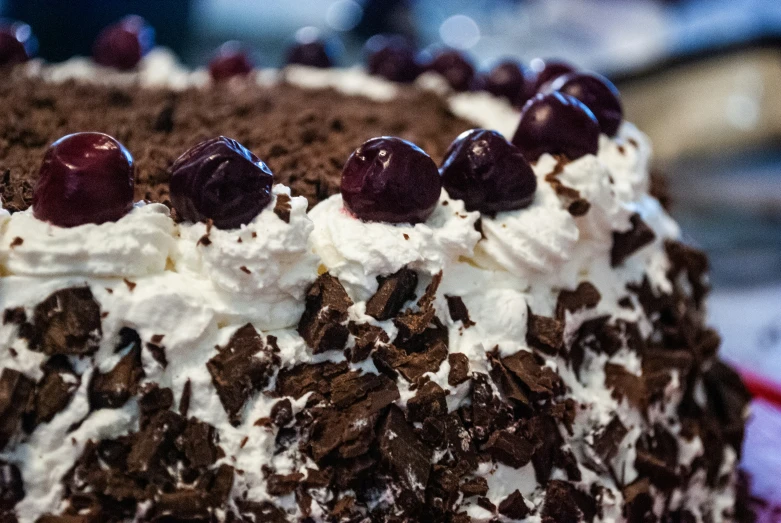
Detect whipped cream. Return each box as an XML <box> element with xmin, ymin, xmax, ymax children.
<box><xmin>173</xmin><ymin>185</ymin><xmax>318</xmax><ymax>330</ymax></box>
<box><xmin>309</xmin><ymin>190</ymin><xmax>480</xmax><ymax>300</ymax></box>
<box><xmin>283</xmin><ymin>65</ymin><xmax>398</xmax><ymax>101</ymax></box>
<box><xmin>0</xmin><ymin>203</ymin><xmax>174</xmax><ymax>278</ymax></box>
<box><xmin>472</xmin><ymin>173</ymin><xmax>579</xmax><ymax>280</ymax></box>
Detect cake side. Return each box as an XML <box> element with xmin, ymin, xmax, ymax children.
<box><xmin>0</xmin><ymin>64</ymin><xmax>750</xmax><ymax>523</ymax></box>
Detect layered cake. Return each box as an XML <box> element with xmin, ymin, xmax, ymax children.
<box><xmin>0</xmin><ymin>18</ymin><xmax>752</xmax><ymax>523</ymax></box>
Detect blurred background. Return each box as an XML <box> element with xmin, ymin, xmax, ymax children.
<box><xmin>3</xmin><ymin>0</ymin><xmax>781</xmax><ymax>511</ymax></box>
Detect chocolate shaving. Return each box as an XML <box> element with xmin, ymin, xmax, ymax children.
<box><xmin>28</xmin><ymin>287</ymin><xmax>102</xmax><ymax>356</ymax></box>
<box><xmin>447</xmin><ymin>353</ymin><xmax>470</xmax><ymax>386</ymax></box>
<box><xmin>0</xmin><ymin>369</ymin><xmax>34</xmax><ymax>450</ymax></box>
<box><xmin>484</xmin><ymin>428</ymin><xmax>536</xmax><ymax>468</ymax></box>
<box><xmin>378</xmin><ymin>405</ymin><xmax>432</xmax><ymax>503</ymax></box>
<box><xmin>273</xmin><ymin>193</ymin><xmax>292</xmax><ymax>223</ymax></box>
<box><xmin>611</xmin><ymin>213</ymin><xmax>655</xmax><ymax>267</ymax></box>
<box><xmin>526</xmin><ymin>308</ymin><xmax>564</xmax><ymax>355</ymax></box>
<box><xmin>556</xmin><ymin>282</ymin><xmax>601</xmax><ymax>321</ymax></box>
<box><xmin>604</xmin><ymin>363</ymin><xmax>647</xmax><ymax>410</ymax></box>
<box><xmin>207</xmin><ymin>323</ymin><xmax>279</xmax><ymax>425</ymax></box>
<box><xmin>297</xmin><ymin>273</ymin><xmax>352</xmax><ymax>353</ymax></box>
<box><xmin>365</xmin><ymin>268</ymin><xmax>418</xmax><ymax>321</ymax></box>
<box><xmin>445</xmin><ymin>296</ymin><xmax>475</xmax><ymax>328</ymax></box>
<box><xmin>593</xmin><ymin>416</ymin><xmax>628</xmax><ymax>465</ymax></box>
<box><xmin>89</xmin><ymin>334</ymin><xmax>144</xmax><ymax>410</ymax></box>
<box><xmin>498</xmin><ymin>490</ymin><xmax>530</xmax><ymax>519</ymax></box>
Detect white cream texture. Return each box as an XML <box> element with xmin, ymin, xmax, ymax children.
<box><xmin>0</xmin><ymin>65</ymin><xmax>739</xmax><ymax>523</ymax></box>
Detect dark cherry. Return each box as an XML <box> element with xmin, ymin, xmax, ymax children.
<box><xmin>365</xmin><ymin>34</ymin><xmax>419</xmax><ymax>83</ymax></box>
<box><xmin>169</xmin><ymin>137</ymin><xmax>273</xmax><ymax>229</ymax></box>
<box><xmin>441</xmin><ymin>129</ymin><xmax>536</xmax><ymax>214</ymax></box>
<box><xmin>285</xmin><ymin>28</ymin><xmax>336</xmax><ymax>68</ymax></box>
<box><xmin>209</xmin><ymin>42</ymin><xmax>253</xmax><ymax>81</ymax></box>
<box><xmin>547</xmin><ymin>72</ymin><xmax>623</xmax><ymax>136</ymax></box>
<box><xmin>33</xmin><ymin>133</ymin><xmax>134</xmax><ymax>228</ymax></box>
<box><xmin>512</xmin><ymin>92</ymin><xmax>600</xmax><ymax>162</ymax></box>
<box><xmin>0</xmin><ymin>22</ymin><xmax>35</xmax><ymax>66</ymax></box>
<box><xmin>341</xmin><ymin>137</ymin><xmax>441</xmax><ymax>224</ymax></box>
<box><xmin>426</xmin><ymin>49</ymin><xmax>475</xmax><ymax>92</ymax></box>
<box><xmin>530</xmin><ymin>58</ymin><xmax>576</xmax><ymax>91</ymax></box>
<box><xmin>480</xmin><ymin>60</ymin><xmax>531</xmax><ymax>106</ymax></box>
<box><xmin>93</xmin><ymin>15</ymin><xmax>154</xmax><ymax>71</ymax></box>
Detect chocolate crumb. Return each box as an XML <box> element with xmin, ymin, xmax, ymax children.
<box><xmin>498</xmin><ymin>490</ymin><xmax>530</xmax><ymax>519</ymax></box>
<box><xmin>273</xmin><ymin>193</ymin><xmax>292</xmax><ymax>223</ymax></box>
<box><xmin>239</xmin><ymin>265</ymin><xmax>251</xmax><ymax>274</ymax></box>
<box><xmin>447</xmin><ymin>353</ymin><xmax>470</xmax><ymax>386</ymax></box>
<box><xmin>9</xmin><ymin>237</ymin><xmax>22</xmax><ymax>248</ymax></box>
<box><xmin>556</xmin><ymin>282</ymin><xmax>601</xmax><ymax>321</ymax></box>
<box><xmin>197</xmin><ymin>234</ymin><xmax>212</xmax><ymax>247</ymax></box>
<box><xmin>611</xmin><ymin>214</ymin><xmax>655</xmax><ymax>267</ymax></box>
<box><xmin>446</xmin><ymin>296</ymin><xmax>475</xmax><ymax>328</ymax></box>
<box><xmin>123</xmin><ymin>279</ymin><xmax>137</xmax><ymax>291</ymax></box>
<box><xmin>179</xmin><ymin>379</ymin><xmax>192</xmax><ymax>417</ymax></box>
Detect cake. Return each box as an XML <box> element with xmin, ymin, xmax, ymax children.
<box><xmin>0</xmin><ymin>19</ymin><xmax>752</xmax><ymax>523</ymax></box>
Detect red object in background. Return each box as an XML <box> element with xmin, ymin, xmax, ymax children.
<box><xmin>738</xmin><ymin>368</ymin><xmax>781</xmax><ymax>408</ymax></box>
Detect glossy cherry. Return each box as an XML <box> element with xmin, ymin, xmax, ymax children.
<box><xmin>427</xmin><ymin>49</ymin><xmax>475</xmax><ymax>92</ymax></box>
<box><xmin>365</xmin><ymin>34</ymin><xmax>419</xmax><ymax>83</ymax></box>
<box><xmin>33</xmin><ymin>133</ymin><xmax>135</xmax><ymax>227</ymax></box>
<box><xmin>93</xmin><ymin>15</ymin><xmax>154</xmax><ymax>70</ymax></box>
<box><xmin>169</xmin><ymin>137</ymin><xmax>273</xmax><ymax>229</ymax></box>
<box><xmin>441</xmin><ymin>129</ymin><xmax>536</xmax><ymax>214</ymax></box>
<box><xmin>341</xmin><ymin>137</ymin><xmax>442</xmax><ymax>224</ymax></box>
<box><xmin>209</xmin><ymin>42</ymin><xmax>253</xmax><ymax>81</ymax></box>
<box><xmin>512</xmin><ymin>92</ymin><xmax>600</xmax><ymax>162</ymax></box>
<box><xmin>547</xmin><ymin>72</ymin><xmax>623</xmax><ymax>136</ymax></box>
<box><xmin>530</xmin><ymin>58</ymin><xmax>576</xmax><ymax>91</ymax></box>
<box><xmin>285</xmin><ymin>28</ymin><xmax>336</xmax><ymax>68</ymax></box>
<box><xmin>0</xmin><ymin>21</ymin><xmax>35</xmax><ymax>65</ymax></box>
<box><xmin>480</xmin><ymin>60</ymin><xmax>530</xmax><ymax>106</ymax></box>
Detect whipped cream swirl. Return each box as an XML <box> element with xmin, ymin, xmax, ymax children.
<box><xmin>0</xmin><ymin>203</ymin><xmax>174</xmax><ymax>278</ymax></box>
<box><xmin>309</xmin><ymin>190</ymin><xmax>480</xmax><ymax>300</ymax></box>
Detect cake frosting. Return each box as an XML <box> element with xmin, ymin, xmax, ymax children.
<box><xmin>0</xmin><ymin>59</ymin><xmax>751</xmax><ymax>523</ymax></box>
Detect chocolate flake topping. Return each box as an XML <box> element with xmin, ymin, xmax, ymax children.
<box><xmin>498</xmin><ymin>490</ymin><xmax>530</xmax><ymax>519</ymax></box>
<box><xmin>207</xmin><ymin>323</ymin><xmax>279</xmax><ymax>425</ymax></box>
<box><xmin>273</xmin><ymin>193</ymin><xmax>292</xmax><ymax>223</ymax></box>
<box><xmin>445</xmin><ymin>295</ymin><xmax>475</xmax><ymax>328</ymax></box>
<box><xmin>611</xmin><ymin>213</ymin><xmax>655</xmax><ymax>267</ymax></box>
<box><xmin>378</xmin><ymin>405</ymin><xmax>432</xmax><ymax>503</ymax></box>
<box><xmin>298</xmin><ymin>273</ymin><xmax>352</xmax><ymax>353</ymax></box>
<box><xmin>0</xmin><ymin>460</ymin><xmax>24</xmax><ymax>511</ymax></box>
<box><xmin>89</xmin><ymin>329</ymin><xmax>144</xmax><ymax>410</ymax></box>
<box><xmin>556</xmin><ymin>281</ymin><xmax>602</xmax><ymax>320</ymax></box>
<box><xmin>28</xmin><ymin>287</ymin><xmax>102</xmax><ymax>356</ymax></box>
<box><xmin>447</xmin><ymin>353</ymin><xmax>470</xmax><ymax>386</ymax></box>
<box><xmin>0</xmin><ymin>369</ymin><xmax>34</xmax><ymax>451</ymax></box>
<box><xmin>365</xmin><ymin>268</ymin><xmax>418</xmax><ymax>321</ymax></box>
<box><xmin>526</xmin><ymin>308</ymin><xmax>564</xmax><ymax>355</ymax></box>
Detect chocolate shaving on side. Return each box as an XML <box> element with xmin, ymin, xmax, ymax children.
<box><xmin>611</xmin><ymin>213</ymin><xmax>655</xmax><ymax>267</ymax></box>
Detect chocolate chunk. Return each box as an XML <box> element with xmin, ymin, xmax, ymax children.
<box><xmin>29</xmin><ymin>287</ymin><xmax>102</xmax><ymax>356</ymax></box>
<box><xmin>611</xmin><ymin>213</ymin><xmax>655</xmax><ymax>267</ymax></box>
<box><xmin>378</xmin><ymin>405</ymin><xmax>432</xmax><ymax>503</ymax></box>
<box><xmin>330</xmin><ymin>371</ymin><xmax>395</xmax><ymax>409</ymax></box>
<box><xmin>266</xmin><ymin>472</ymin><xmax>304</xmax><ymax>496</ymax></box>
<box><xmin>665</xmin><ymin>239</ymin><xmax>710</xmax><ymax>305</ymax></box>
<box><xmin>445</xmin><ymin>296</ymin><xmax>475</xmax><ymax>328</ymax></box>
<box><xmin>0</xmin><ymin>369</ymin><xmax>35</xmax><ymax>450</ymax></box>
<box><xmin>496</xmin><ymin>350</ymin><xmax>563</xmax><ymax>402</ymax></box>
<box><xmin>498</xmin><ymin>490</ymin><xmax>530</xmax><ymax>519</ymax></box>
<box><xmin>297</xmin><ymin>274</ymin><xmax>352</xmax><ymax>353</ymax></box>
<box><xmin>393</xmin><ymin>272</ymin><xmax>442</xmax><ymax>344</ymax></box>
<box><xmin>395</xmin><ymin>340</ymin><xmax>448</xmax><ymax>383</ymax></box>
<box><xmin>365</xmin><ymin>268</ymin><xmax>418</xmax><ymax>321</ymax></box>
<box><xmin>526</xmin><ymin>309</ymin><xmax>564</xmax><ymax>355</ymax></box>
<box><xmin>542</xmin><ymin>480</ymin><xmax>596</xmax><ymax>523</ymax></box>
<box><xmin>702</xmin><ymin>360</ymin><xmax>751</xmax><ymax>453</ymax></box>
<box><xmin>138</xmin><ymin>384</ymin><xmax>174</xmax><ymax>428</ymax></box>
<box><xmin>346</xmin><ymin>322</ymin><xmax>389</xmax><ymax>362</ymax></box>
<box><xmin>635</xmin><ymin>425</ymin><xmax>680</xmax><ymax>490</ymax></box>
<box><xmin>484</xmin><ymin>428</ymin><xmax>537</xmax><ymax>468</ymax></box>
<box><xmin>179</xmin><ymin>379</ymin><xmax>192</xmax><ymax>417</ymax></box>
<box><xmin>207</xmin><ymin>323</ymin><xmax>278</xmax><ymax>425</ymax></box>
<box><xmin>276</xmin><ymin>360</ymin><xmax>348</xmax><ymax>400</ymax></box>
<box><xmin>127</xmin><ymin>410</ymin><xmax>185</xmax><ymax>476</ymax></box>
<box><xmin>623</xmin><ymin>478</ymin><xmax>653</xmax><ymax>523</ymax></box>
<box><xmin>208</xmin><ymin>463</ymin><xmax>235</xmax><ymax>506</ymax></box>
<box><xmin>526</xmin><ymin>415</ymin><xmax>562</xmax><ymax>483</ymax></box>
<box><xmin>145</xmin><ymin>340</ymin><xmax>167</xmax><ymax>368</ymax></box>
<box><xmin>152</xmin><ymin>490</ymin><xmax>210</xmax><ymax>519</ymax></box>
<box><xmin>273</xmin><ymin>193</ymin><xmax>292</xmax><ymax>223</ymax></box>
<box><xmin>177</xmin><ymin>418</ymin><xmax>219</xmax><ymax>469</ymax></box>
<box><xmin>26</xmin><ymin>359</ymin><xmax>80</xmax><ymax>430</ymax></box>
<box><xmin>236</xmin><ymin>500</ymin><xmax>289</xmax><ymax>523</ymax></box>
<box><xmin>0</xmin><ymin>460</ymin><xmax>24</xmax><ymax>511</ymax></box>
<box><xmin>447</xmin><ymin>353</ymin><xmax>470</xmax><ymax>386</ymax></box>
<box><xmin>270</xmin><ymin>398</ymin><xmax>293</xmax><ymax>427</ymax></box>
<box><xmin>470</xmin><ymin>373</ymin><xmax>509</xmax><ymax>443</ymax></box>
<box><xmin>2</xmin><ymin>308</ymin><xmax>25</xmax><ymax>326</ymax></box>
<box><xmin>556</xmin><ymin>282</ymin><xmax>601</xmax><ymax>320</ymax></box>
<box><xmin>604</xmin><ymin>363</ymin><xmax>646</xmax><ymax>410</ymax></box>
<box><xmin>89</xmin><ymin>341</ymin><xmax>144</xmax><ymax>410</ymax></box>
<box><xmin>568</xmin><ymin>198</ymin><xmax>591</xmax><ymax>216</ymax></box>
<box><xmin>407</xmin><ymin>381</ymin><xmax>447</xmax><ymax>423</ymax></box>
<box><xmin>476</xmin><ymin>497</ymin><xmax>496</xmax><ymax>513</ymax></box>
<box><xmin>593</xmin><ymin>416</ymin><xmax>628</xmax><ymax>464</ymax></box>
<box><xmin>460</xmin><ymin>477</ymin><xmax>488</xmax><ymax>497</ymax></box>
